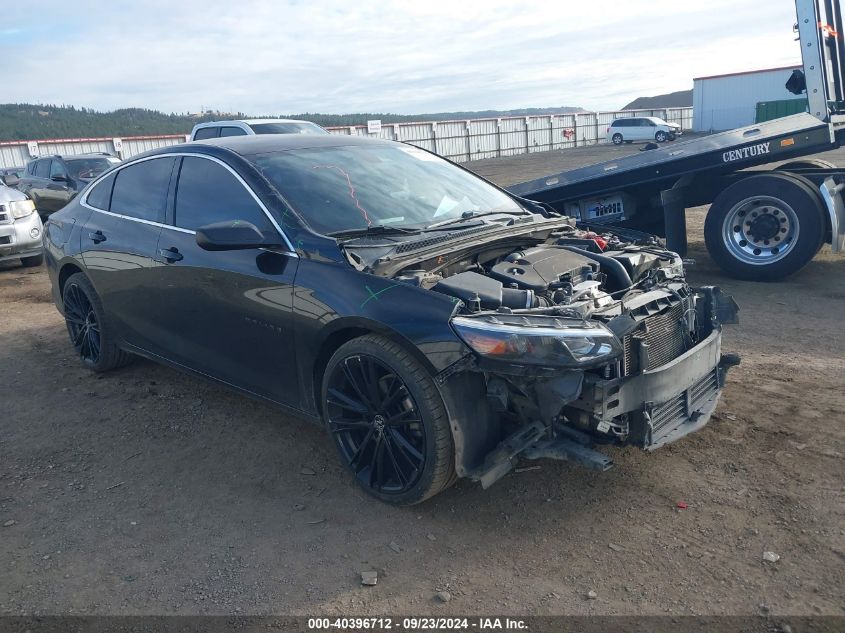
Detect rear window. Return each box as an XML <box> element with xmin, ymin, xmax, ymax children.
<box><xmin>249</xmin><ymin>122</ymin><xmax>328</xmax><ymax>135</ymax></box>
<box><xmin>34</xmin><ymin>160</ymin><xmax>50</xmax><ymax>178</ymax></box>
<box><xmin>110</xmin><ymin>157</ymin><xmax>176</xmax><ymax>222</ymax></box>
<box><xmin>86</xmin><ymin>172</ymin><xmax>116</xmax><ymax>210</ymax></box>
<box><xmin>193</xmin><ymin>127</ymin><xmax>219</xmax><ymax>140</ymax></box>
<box><xmin>219</xmin><ymin>126</ymin><xmax>248</xmax><ymax>137</ymax></box>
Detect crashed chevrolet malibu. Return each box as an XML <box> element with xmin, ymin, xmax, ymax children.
<box><xmin>44</xmin><ymin>135</ymin><xmax>739</xmax><ymax>504</ymax></box>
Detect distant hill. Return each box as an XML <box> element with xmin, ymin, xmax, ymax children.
<box><xmin>0</xmin><ymin>103</ymin><xmax>586</xmax><ymax>141</ymax></box>
<box><xmin>622</xmin><ymin>90</ymin><xmax>693</xmax><ymax>110</ymax></box>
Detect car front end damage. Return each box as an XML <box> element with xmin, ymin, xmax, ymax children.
<box><xmin>377</xmin><ymin>221</ymin><xmax>739</xmax><ymax>487</ymax></box>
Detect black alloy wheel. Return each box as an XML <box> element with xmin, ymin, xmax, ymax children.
<box><xmin>64</xmin><ymin>280</ymin><xmax>101</xmax><ymax>365</ymax></box>
<box><xmin>61</xmin><ymin>272</ymin><xmax>133</xmax><ymax>372</ymax></box>
<box><xmin>322</xmin><ymin>335</ymin><xmax>455</xmax><ymax>504</ymax></box>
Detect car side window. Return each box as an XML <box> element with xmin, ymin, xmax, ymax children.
<box><xmin>27</xmin><ymin>161</ymin><xmax>36</xmax><ymax>176</ymax></box>
<box><xmin>173</xmin><ymin>156</ymin><xmax>275</xmax><ymax>233</ymax></box>
<box><xmin>49</xmin><ymin>160</ymin><xmax>67</xmax><ymax>179</ymax></box>
<box><xmin>219</xmin><ymin>126</ymin><xmax>248</xmax><ymax>137</ymax></box>
<box><xmin>34</xmin><ymin>160</ymin><xmax>50</xmax><ymax>178</ymax></box>
<box><xmin>110</xmin><ymin>157</ymin><xmax>176</xmax><ymax>222</ymax></box>
<box><xmin>193</xmin><ymin>127</ymin><xmax>219</xmax><ymax>140</ymax></box>
<box><xmin>86</xmin><ymin>173</ymin><xmax>117</xmax><ymax>210</ymax></box>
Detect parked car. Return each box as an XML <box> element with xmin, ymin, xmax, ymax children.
<box><xmin>17</xmin><ymin>153</ymin><xmax>121</xmax><ymax>219</ymax></box>
<box><xmin>190</xmin><ymin>118</ymin><xmax>329</xmax><ymax>141</ymax></box>
<box><xmin>606</xmin><ymin>116</ymin><xmax>682</xmax><ymax>145</ymax></box>
<box><xmin>44</xmin><ymin>135</ymin><xmax>738</xmax><ymax>505</ymax></box>
<box><xmin>0</xmin><ymin>181</ymin><xmax>44</xmax><ymax>267</ymax></box>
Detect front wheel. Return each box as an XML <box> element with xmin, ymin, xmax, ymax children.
<box><xmin>611</xmin><ymin>133</ymin><xmax>623</xmax><ymax>145</ymax></box>
<box><xmin>321</xmin><ymin>334</ymin><xmax>455</xmax><ymax>505</ymax></box>
<box><xmin>655</xmin><ymin>131</ymin><xmax>668</xmax><ymax>142</ymax></box>
<box><xmin>62</xmin><ymin>272</ymin><xmax>133</xmax><ymax>371</ymax></box>
<box><xmin>704</xmin><ymin>173</ymin><xmax>825</xmax><ymax>280</ymax></box>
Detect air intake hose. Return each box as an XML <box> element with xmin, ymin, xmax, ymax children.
<box><xmin>557</xmin><ymin>246</ymin><xmax>633</xmax><ymax>292</ymax></box>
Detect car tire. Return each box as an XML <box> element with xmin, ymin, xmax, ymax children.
<box><xmin>611</xmin><ymin>133</ymin><xmax>623</xmax><ymax>145</ymax></box>
<box><xmin>20</xmin><ymin>254</ymin><xmax>43</xmax><ymax>267</ymax></box>
<box><xmin>704</xmin><ymin>173</ymin><xmax>825</xmax><ymax>280</ymax></box>
<box><xmin>321</xmin><ymin>334</ymin><xmax>455</xmax><ymax>505</ymax></box>
<box><xmin>655</xmin><ymin>131</ymin><xmax>669</xmax><ymax>143</ymax></box>
<box><xmin>62</xmin><ymin>272</ymin><xmax>133</xmax><ymax>372</ymax></box>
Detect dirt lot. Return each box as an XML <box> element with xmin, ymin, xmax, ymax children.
<box><xmin>1</xmin><ymin>143</ymin><xmax>843</xmax><ymax>617</ymax></box>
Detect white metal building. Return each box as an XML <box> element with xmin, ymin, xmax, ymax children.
<box><xmin>693</xmin><ymin>65</ymin><xmax>803</xmax><ymax>132</ymax></box>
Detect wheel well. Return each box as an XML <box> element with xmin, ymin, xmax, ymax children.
<box><xmin>311</xmin><ymin>326</ymin><xmax>438</xmax><ymax>416</ymax></box>
<box><xmin>58</xmin><ymin>263</ymin><xmax>84</xmax><ymax>296</ymax></box>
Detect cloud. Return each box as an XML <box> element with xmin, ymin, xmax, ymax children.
<box><xmin>1</xmin><ymin>0</ymin><xmax>801</xmax><ymax>114</ymax></box>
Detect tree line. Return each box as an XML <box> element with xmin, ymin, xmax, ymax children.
<box><xmin>0</xmin><ymin>103</ymin><xmax>584</xmax><ymax>141</ymax></box>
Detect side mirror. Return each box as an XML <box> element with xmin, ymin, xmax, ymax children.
<box><xmin>195</xmin><ymin>220</ymin><xmax>282</xmax><ymax>251</ymax></box>
<box><xmin>1</xmin><ymin>174</ymin><xmax>19</xmax><ymax>187</ymax></box>
<box><xmin>51</xmin><ymin>174</ymin><xmax>68</xmax><ymax>183</ymax></box>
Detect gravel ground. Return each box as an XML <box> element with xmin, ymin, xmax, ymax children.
<box><xmin>0</xmin><ymin>142</ymin><xmax>843</xmax><ymax>616</ymax></box>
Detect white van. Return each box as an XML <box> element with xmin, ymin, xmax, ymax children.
<box><xmin>606</xmin><ymin>117</ymin><xmax>682</xmax><ymax>145</ymax></box>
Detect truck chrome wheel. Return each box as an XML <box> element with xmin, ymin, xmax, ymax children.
<box><xmin>326</xmin><ymin>354</ymin><xmax>426</xmax><ymax>495</ymax></box>
<box><xmin>721</xmin><ymin>196</ymin><xmax>799</xmax><ymax>265</ymax></box>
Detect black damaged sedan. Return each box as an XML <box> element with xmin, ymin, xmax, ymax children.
<box><xmin>44</xmin><ymin>135</ymin><xmax>739</xmax><ymax>504</ymax></box>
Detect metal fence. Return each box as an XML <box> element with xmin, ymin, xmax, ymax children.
<box><xmin>327</xmin><ymin>107</ymin><xmax>693</xmax><ymax>163</ymax></box>
<box><xmin>0</xmin><ymin>107</ymin><xmax>693</xmax><ymax>169</ymax></box>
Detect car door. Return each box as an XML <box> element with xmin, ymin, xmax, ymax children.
<box><xmin>42</xmin><ymin>159</ymin><xmax>76</xmax><ymax>214</ymax></box>
<box><xmin>80</xmin><ymin>156</ymin><xmax>177</xmax><ymax>351</ymax></box>
<box><xmin>23</xmin><ymin>159</ymin><xmax>51</xmax><ymax>214</ymax></box>
<box><xmin>151</xmin><ymin>155</ymin><xmax>301</xmax><ymax>406</ymax></box>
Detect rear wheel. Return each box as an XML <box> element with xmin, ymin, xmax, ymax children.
<box><xmin>21</xmin><ymin>254</ymin><xmax>43</xmax><ymax>267</ymax></box>
<box><xmin>704</xmin><ymin>173</ymin><xmax>825</xmax><ymax>280</ymax></box>
<box><xmin>62</xmin><ymin>273</ymin><xmax>133</xmax><ymax>372</ymax></box>
<box><xmin>655</xmin><ymin>130</ymin><xmax>669</xmax><ymax>143</ymax></box>
<box><xmin>611</xmin><ymin>133</ymin><xmax>623</xmax><ymax>145</ymax></box>
<box><xmin>321</xmin><ymin>334</ymin><xmax>455</xmax><ymax>505</ymax></box>
<box><xmin>776</xmin><ymin>158</ymin><xmax>836</xmax><ymax>171</ymax></box>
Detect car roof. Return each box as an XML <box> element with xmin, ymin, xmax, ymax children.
<box><xmin>193</xmin><ymin>118</ymin><xmax>317</xmax><ymax>127</ymax></box>
<box><xmin>188</xmin><ymin>133</ymin><xmax>395</xmax><ymax>156</ymax></box>
<box><xmin>36</xmin><ymin>153</ymin><xmax>118</xmax><ymax>160</ymax></box>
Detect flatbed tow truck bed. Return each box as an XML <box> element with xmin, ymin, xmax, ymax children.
<box><xmin>500</xmin><ymin>0</ymin><xmax>845</xmax><ymax>281</ymax></box>
<box><xmin>507</xmin><ymin>113</ymin><xmax>842</xmax><ymax>204</ymax></box>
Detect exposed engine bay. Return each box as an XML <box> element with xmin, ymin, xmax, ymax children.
<box><xmin>348</xmin><ymin>223</ymin><xmax>740</xmax><ymax>487</ymax></box>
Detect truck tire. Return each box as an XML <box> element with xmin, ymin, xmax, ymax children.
<box><xmin>704</xmin><ymin>172</ymin><xmax>825</xmax><ymax>281</ymax></box>
<box><xmin>611</xmin><ymin>133</ymin><xmax>623</xmax><ymax>145</ymax></box>
<box><xmin>321</xmin><ymin>334</ymin><xmax>456</xmax><ymax>505</ymax></box>
<box><xmin>776</xmin><ymin>159</ymin><xmax>836</xmax><ymax>171</ymax></box>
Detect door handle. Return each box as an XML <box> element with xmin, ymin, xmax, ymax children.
<box><xmin>159</xmin><ymin>247</ymin><xmax>183</xmax><ymax>262</ymax></box>
<box><xmin>88</xmin><ymin>230</ymin><xmax>106</xmax><ymax>244</ymax></box>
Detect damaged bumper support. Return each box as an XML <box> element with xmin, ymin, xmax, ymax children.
<box><xmin>466</xmin><ymin>329</ymin><xmax>740</xmax><ymax>488</ymax></box>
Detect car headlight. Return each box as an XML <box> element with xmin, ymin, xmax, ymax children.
<box><xmin>9</xmin><ymin>199</ymin><xmax>36</xmax><ymax>219</ymax></box>
<box><xmin>451</xmin><ymin>315</ymin><xmax>622</xmax><ymax>368</ymax></box>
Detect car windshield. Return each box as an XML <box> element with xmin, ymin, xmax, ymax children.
<box><xmin>249</xmin><ymin>122</ymin><xmax>329</xmax><ymax>135</ymax></box>
<box><xmin>251</xmin><ymin>144</ymin><xmax>525</xmax><ymax>235</ymax></box>
<box><xmin>65</xmin><ymin>157</ymin><xmax>119</xmax><ymax>180</ymax></box>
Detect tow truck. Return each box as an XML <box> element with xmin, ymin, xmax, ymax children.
<box><xmin>508</xmin><ymin>0</ymin><xmax>845</xmax><ymax>280</ymax></box>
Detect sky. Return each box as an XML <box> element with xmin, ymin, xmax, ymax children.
<box><xmin>0</xmin><ymin>0</ymin><xmax>802</xmax><ymax>115</ymax></box>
